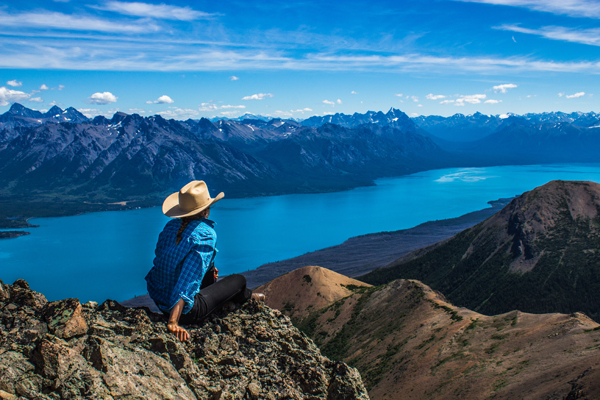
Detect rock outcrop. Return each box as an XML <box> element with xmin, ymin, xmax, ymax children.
<box><xmin>0</xmin><ymin>278</ymin><xmax>369</xmax><ymax>400</ymax></box>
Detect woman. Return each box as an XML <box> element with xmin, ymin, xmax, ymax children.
<box><xmin>146</xmin><ymin>180</ymin><xmax>263</xmax><ymax>342</ymax></box>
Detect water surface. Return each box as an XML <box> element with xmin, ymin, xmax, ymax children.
<box><xmin>1</xmin><ymin>163</ymin><xmax>600</xmax><ymax>303</ymax></box>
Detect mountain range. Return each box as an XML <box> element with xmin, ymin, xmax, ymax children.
<box><xmin>258</xmin><ymin>265</ymin><xmax>600</xmax><ymax>399</ymax></box>
<box><xmin>2</xmin><ymin>103</ymin><xmax>600</xmax><ymax>227</ymax></box>
<box><xmin>361</xmin><ymin>180</ymin><xmax>600</xmax><ymax>322</ymax></box>
<box><xmin>0</xmin><ymin>104</ymin><xmax>446</xmax><ymax>211</ymax></box>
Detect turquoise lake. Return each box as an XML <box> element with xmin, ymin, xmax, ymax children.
<box><xmin>2</xmin><ymin>163</ymin><xmax>600</xmax><ymax>303</ymax></box>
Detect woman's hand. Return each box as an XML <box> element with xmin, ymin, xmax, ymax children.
<box><xmin>168</xmin><ymin>298</ymin><xmax>190</xmax><ymax>342</ymax></box>
<box><xmin>167</xmin><ymin>322</ymin><xmax>190</xmax><ymax>342</ymax></box>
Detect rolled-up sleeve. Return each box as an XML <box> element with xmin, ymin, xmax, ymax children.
<box><xmin>170</xmin><ymin>234</ymin><xmax>216</xmax><ymax>313</ymax></box>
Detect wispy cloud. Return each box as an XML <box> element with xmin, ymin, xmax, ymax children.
<box><xmin>566</xmin><ymin>91</ymin><xmax>585</xmax><ymax>98</ymax></box>
<box><xmin>242</xmin><ymin>93</ymin><xmax>273</xmax><ymax>100</ymax></box>
<box><xmin>6</xmin><ymin>79</ymin><xmax>22</xmax><ymax>87</ymax></box>
<box><xmin>455</xmin><ymin>94</ymin><xmax>487</xmax><ymax>106</ymax></box>
<box><xmin>323</xmin><ymin>100</ymin><xmax>335</xmax><ymax>105</ymax></box>
<box><xmin>411</xmin><ymin>96</ymin><xmax>419</xmax><ymax>102</ymax></box>
<box><xmin>453</xmin><ymin>0</ymin><xmax>600</xmax><ymax>19</ymax></box>
<box><xmin>493</xmin><ymin>83</ymin><xmax>517</xmax><ymax>93</ymax></box>
<box><xmin>88</xmin><ymin>91</ymin><xmax>118</xmax><ymax>105</ymax></box>
<box><xmin>40</xmin><ymin>84</ymin><xmax>49</xmax><ymax>90</ymax></box>
<box><xmin>230</xmin><ymin>76</ymin><xmax>239</xmax><ymax>81</ymax></box>
<box><xmin>146</xmin><ymin>95</ymin><xmax>174</xmax><ymax>104</ymax></box>
<box><xmin>94</xmin><ymin>1</ymin><xmax>216</xmax><ymax>21</ymax></box>
<box><xmin>0</xmin><ymin>10</ymin><xmax>158</xmax><ymax>33</ymax></box>
<box><xmin>440</xmin><ymin>99</ymin><xmax>455</xmax><ymax>104</ymax></box>
<box><xmin>336</xmin><ymin>99</ymin><xmax>342</xmax><ymax>104</ymax></box>
<box><xmin>220</xmin><ymin>105</ymin><xmax>246</xmax><ymax>109</ymax></box>
<box><xmin>0</xmin><ymin>86</ymin><xmax>30</xmax><ymax>106</ymax></box>
<box><xmin>484</xmin><ymin>99</ymin><xmax>502</xmax><ymax>104</ymax></box>
<box><xmin>28</xmin><ymin>97</ymin><xmax>44</xmax><ymax>103</ymax></box>
<box><xmin>158</xmin><ymin>107</ymin><xmax>199</xmax><ymax>119</ymax></box>
<box><xmin>498</xmin><ymin>25</ymin><xmax>600</xmax><ymax>47</ymax></box>
<box><xmin>426</xmin><ymin>93</ymin><xmax>445</xmax><ymax>100</ymax></box>
<box><xmin>351</xmin><ymin>91</ymin><xmax>358</xmax><ymax>94</ymax></box>
<box><xmin>78</xmin><ymin>107</ymin><xmax>120</xmax><ymax>118</ymax></box>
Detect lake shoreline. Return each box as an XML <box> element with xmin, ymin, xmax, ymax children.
<box><xmin>241</xmin><ymin>197</ymin><xmax>513</xmax><ymax>289</ymax></box>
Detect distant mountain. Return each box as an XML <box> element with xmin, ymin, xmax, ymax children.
<box><xmin>0</xmin><ymin>104</ymin><xmax>449</xmax><ymax>207</ymax></box>
<box><xmin>412</xmin><ymin>112</ymin><xmax>506</xmax><ymax>142</ymax></box>
<box><xmin>463</xmin><ymin>120</ymin><xmax>600</xmax><ymax>163</ymax></box>
<box><xmin>261</xmin><ymin>266</ymin><xmax>600</xmax><ymax>399</ymax></box>
<box><xmin>0</xmin><ymin>103</ymin><xmax>88</xmax><ymax>130</ymax></box>
<box><xmin>209</xmin><ymin>113</ymin><xmax>281</xmax><ymax>122</ymax></box>
<box><xmin>360</xmin><ymin>180</ymin><xmax>600</xmax><ymax>322</ymax></box>
<box><xmin>302</xmin><ymin>108</ymin><xmax>424</xmax><ymax>132</ymax></box>
<box><xmin>412</xmin><ymin>111</ymin><xmax>600</xmax><ymax>143</ymax></box>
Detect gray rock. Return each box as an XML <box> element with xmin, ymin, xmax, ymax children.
<box><xmin>0</xmin><ymin>279</ymin><xmax>370</xmax><ymax>399</ymax></box>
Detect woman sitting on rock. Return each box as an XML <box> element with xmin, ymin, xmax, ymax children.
<box><xmin>145</xmin><ymin>180</ymin><xmax>264</xmax><ymax>342</ymax></box>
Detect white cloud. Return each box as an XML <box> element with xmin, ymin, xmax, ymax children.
<box><xmin>426</xmin><ymin>94</ymin><xmax>446</xmax><ymax>100</ymax></box>
<box><xmin>7</xmin><ymin>80</ymin><xmax>21</xmax><ymax>87</ymax></box>
<box><xmin>417</xmin><ymin>104</ymin><xmax>423</xmax><ymax>107</ymax></box>
<box><xmin>49</xmin><ymin>101</ymin><xmax>59</xmax><ymax>107</ymax></box>
<box><xmin>0</xmin><ymin>87</ymin><xmax>30</xmax><ymax>106</ymax></box>
<box><xmin>498</xmin><ymin>25</ymin><xmax>600</xmax><ymax>47</ymax></box>
<box><xmin>220</xmin><ymin>105</ymin><xmax>246</xmax><ymax>109</ymax></box>
<box><xmin>336</xmin><ymin>99</ymin><xmax>342</xmax><ymax>104</ymax></box>
<box><xmin>351</xmin><ymin>91</ymin><xmax>358</xmax><ymax>94</ymax></box>
<box><xmin>512</xmin><ymin>36</ymin><xmax>517</xmax><ymax>43</ymax></box>
<box><xmin>199</xmin><ymin>102</ymin><xmax>218</xmax><ymax>112</ymax></box>
<box><xmin>58</xmin><ymin>85</ymin><xmax>65</xmax><ymax>91</ymax></box>
<box><xmin>146</xmin><ymin>95</ymin><xmax>174</xmax><ymax>104</ymax></box>
<box><xmin>295</xmin><ymin>108</ymin><xmax>313</xmax><ymax>112</ymax></box>
<box><xmin>484</xmin><ymin>99</ymin><xmax>502</xmax><ymax>104</ymax></box>
<box><xmin>566</xmin><ymin>92</ymin><xmax>585</xmax><ymax>98</ymax></box>
<box><xmin>453</xmin><ymin>0</ymin><xmax>600</xmax><ymax>19</ymax></box>
<box><xmin>158</xmin><ymin>107</ymin><xmax>199</xmax><ymax>120</ymax></box>
<box><xmin>28</xmin><ymin>97</ymin><xmax>44</xmax><ymax>103</ymax></box>
<box><xmin>78</xmin><ymin>108</ymin><xmax>119</xmax><ymax>118</ymax></box>
<box><xmin>220</xmin><ymin>111</ymin><xmax>244</xmax><ymax>117</ymax></box>
<box><xmin>558</xmin><ymin>92</ymin><xmax>564</xmax><ymax>97</ymax></box>
<box><xmin>395</xmin><ymin>93</ymin><xmax>403</xmax><ymax>97</ymax></box>
<box><xmin>96</xmin><ymin>1</ymin><xmax>216</xmax><ymax>21</ymax></box>
<box><xmin>88</xmin><ymin>92</ymin><xmax>118</xmax><ymax>105</ymax></box>
<box><xmin>411</xmin><ymin>96</ymin><xmax>419</xmax><ymax>103</ymax></box>
<box><xmin>40</xmin><ymin>84</ymin><xmax>49</xmax><ymax>90</ymax></box>
<box><xmin>455</xmin><ymin>94</ymin><xmax>487</xmax><ymax>106</ymax></box>
<box><xmin>493</xmin><ymin>83</ymin><xmax>517</xmax><ymax>93</ymax></box>
<box><xmin>242</xmin><ymin>93</ymin><xmax>273</xmax><ymax>100</ymax></box>
<box><xmin>323</xmin><ymin>100</ymin><xmax>335</xmax><ymax>106</ymax></box>
<box><xmin>230</xmin><ymin>76</ymin><xmax>239</xmax><ymax>81</ymax></box>
<box><xmin>0</xmin><ymin>10</ymin><xmax>159</xmax><ymax>33</ymax></box>
<box><xmin>440</xmin><ymin>100</ymin><xmax>455</xmax><ymax>104</ymax></box>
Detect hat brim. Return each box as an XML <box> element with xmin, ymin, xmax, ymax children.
<box><xmin>162</xmin><ymin>191</ymin><xmax>224</xmax><ymax>218</ymax></box>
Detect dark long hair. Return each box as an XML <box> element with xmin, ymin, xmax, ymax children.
<box><xmin>175</xmin><ymin>209</ymin><xmax>209</xmax><ymax>245</ymax></box>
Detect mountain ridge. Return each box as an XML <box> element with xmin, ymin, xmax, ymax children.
<box><xmin>259</xmin><ymin>266</ymin><xmax>600</xmax><ymax>399</ymax></box>
<box><xmin>360</xmin><ymin>180</ymin><xmax>600</xmax><ymax>321</ymax></box>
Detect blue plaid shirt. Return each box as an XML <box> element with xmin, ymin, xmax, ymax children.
<box><xmin>145</xmin><ymin>218</ymin><xmax>217</xmax><ymax>314</ymax></box>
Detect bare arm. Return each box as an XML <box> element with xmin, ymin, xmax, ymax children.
<box><xmin>167</xmin><ymin>298</ymin><xmax>190</xmax><ymax>342</ymax></box>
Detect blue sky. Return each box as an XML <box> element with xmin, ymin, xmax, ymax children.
<box><xmin>0</xmin><ymin>0</ymin><xmax>599</xmax><ymax>119</ymax></box>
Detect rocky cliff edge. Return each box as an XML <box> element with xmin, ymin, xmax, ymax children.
<box><xmin>0</xmin><ymin>278</ymin><xmax>369</xmax><ymax>400</ymax></box>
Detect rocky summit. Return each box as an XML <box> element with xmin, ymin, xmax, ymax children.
<box><xmin>0</xmin><ymin>278</ymin><xmax>369</xmax><ymax>400</ymax></box>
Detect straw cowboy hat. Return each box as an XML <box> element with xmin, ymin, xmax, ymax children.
<box><xmin>162</xmin><ymin>180</ymin><xmax>224</xmax><ymax>218</ymax></box>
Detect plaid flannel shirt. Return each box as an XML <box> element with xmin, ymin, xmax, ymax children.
<box><xmin>145</xmin><ymin>218</ymin><xmax>217</xmax><ymax>314</ymax></box>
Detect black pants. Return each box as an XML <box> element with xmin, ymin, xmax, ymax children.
<box><xmin>178</xmin><ymin>274</ymin><xmax>252</xmax><ymax>324</ymax></box>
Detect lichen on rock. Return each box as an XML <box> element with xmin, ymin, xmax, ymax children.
<box><xmin>0</xmin><ymin>279</ymin><xmax>370</xmax><ymax>399</ymax></box>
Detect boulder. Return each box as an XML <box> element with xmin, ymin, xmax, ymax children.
<box><xmin>0</xmin><ymin>279</ymin><xmax>370</xmax><ymax>399</ymax></box>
